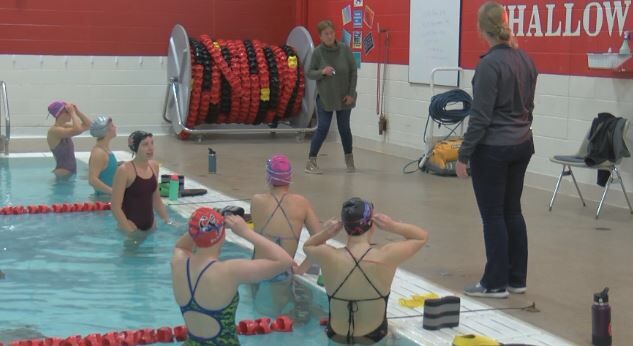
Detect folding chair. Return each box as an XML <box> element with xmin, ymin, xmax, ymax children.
<box><xmin>549</xmin><ymin>120</ymin><xmax>633</xmax><ymax>219</ymax></box>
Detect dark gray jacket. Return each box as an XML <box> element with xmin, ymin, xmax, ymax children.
<box><xmin>458</xmin><ymin>44</ymin><xmax>538</xmax><ymax>163</ymax></box>
<box><xmin>585</xmin><ymin>112</ymin><xmax>630</xmax><ymax>166</ymax></box>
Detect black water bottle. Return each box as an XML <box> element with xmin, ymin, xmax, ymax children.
<box><xmin>592</xmin><ymin>287</ymin><xmax>611</xmax><ymax>346</ymax></box>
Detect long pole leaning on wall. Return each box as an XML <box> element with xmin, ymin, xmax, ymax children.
<box><xmin>0</xmin><ymin>81</ymin><xmax>10</xmax><ymax>155</ymax></box>
<box><xmin>162</xmin><ymin>25</ymin><xmax>318</xmax><ymax>139</ymax></box>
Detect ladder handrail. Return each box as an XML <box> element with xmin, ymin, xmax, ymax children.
<box><xmin>0</xmin><ymin>80</ymin><xmax>9</xmax><ymax>155</ymax></box>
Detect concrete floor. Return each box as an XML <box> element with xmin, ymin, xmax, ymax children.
<box><xmin>10</xmin><ymin>133</ymin><xmax>633</xmax><ymax>345</ymax></box>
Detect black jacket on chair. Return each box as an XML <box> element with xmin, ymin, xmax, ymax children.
<box><xmin>585</xmin><ymin>112</ymin><xmax>630</xmax><ymax>186</ymax></box>
<box><xmin>585</xmin><ymin>112</ymin><xmax>629</xmax><ymax>166</ymax></box>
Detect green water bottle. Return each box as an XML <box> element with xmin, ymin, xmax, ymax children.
<box><xmin>168</xmin><ymin>174</ymin><xmax>179</xmax><ymax>201</ymax></box>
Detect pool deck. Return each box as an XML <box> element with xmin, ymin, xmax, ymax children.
<box><xmin>14</xmin><ymin>150</ymin><xmax>575</xmax><ymax>346</ymax></box>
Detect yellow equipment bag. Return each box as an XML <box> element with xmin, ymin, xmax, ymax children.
<box><xmin>422</xmin><ymin>138</ymin><xmax>463</xmax><ymax>175</ymax></box>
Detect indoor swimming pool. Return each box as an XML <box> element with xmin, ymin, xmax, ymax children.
<box><xmin>0</xmin><ymin>156</ymin><xmax>419</xmax><ymax>345</ymax></box>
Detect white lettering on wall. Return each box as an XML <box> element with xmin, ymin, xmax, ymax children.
<box><xmin>507</xmin><ymin>5</ymin><xmax>527</xmax><ymax>36</ymax></box>
<box><xmin>545</xmin><ymin>4</ymin><xmax>562</xmax><ymax>36</ymax></box>
<box><xmin>583</xmin><ymin>3</ymin><xmax>604</xmax><ymax>37</ymax></box>
<box><xmin>563</xmin><ymin>3</ymin><xmax>582</xmax><ymax>36</ymax></box>
<box><xmin>527</xmin><ymin>4</ymin><xmax>544</xmax><ymax>36</ymax></box>
<box><xmin>503</xmin><ymin>1</ymin><xmax>631</xmax><ymax>38</ymax></box>
<box><xmin>603</xmin><ymin>1</ymin><xmax>631</xmax><ymax>36</ymax></box>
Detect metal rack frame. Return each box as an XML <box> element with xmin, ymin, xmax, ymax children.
<box><xmin>418</xmin><ymin>67</ymin><xmax>465</xmax><ymax>169</ymax></box>
<box><xmin>162</xmin><ymin>25</ymin><xmax>318</xmax><ymax>137</ymax></box>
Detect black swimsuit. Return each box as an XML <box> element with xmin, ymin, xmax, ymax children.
<box><xmin>326</xmin><ymin>247</ymin><xmax>390</xmax><ymax>345</ymax></box>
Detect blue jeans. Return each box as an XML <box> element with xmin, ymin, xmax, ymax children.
<box><xmin>309</xmin><ymin>97</ymin><xmax>353</xmax><ymax>157</ymax></box>
<box><xmin>469</xmin><ymin>138</ymin><xmax>534</xmax><ymax>290</ymax></box>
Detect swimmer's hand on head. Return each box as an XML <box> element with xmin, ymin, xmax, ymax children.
<box><xmin>372</xmin><ymin>213</ymin><xmax>396</xmax><ymax>231</ymax></box>
<box><xmin>224</xmin><ymin>215</ymin><xmax>249</xmax><ymax>237</ymax></box>
<box><xmin>322</xmin><ymin>218</ymin><xmax>343</xmax><ymax>237</ymax></box>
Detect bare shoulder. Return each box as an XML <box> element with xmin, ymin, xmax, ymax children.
<box><xmin>90</xmin><ymin>146</ymin><xmax>107</xmax><ymax>159</ymax></box>
<box><xmin>171</xmin><ymin>249</ymin><xmax>190</xmax><ymax>265</ymax></box>
<box><xmin>149</xmin><ymin>160</ymin><xmax>160</xmax><ymax>172</ymax></box>
<box><xmin>286</xmin><ymin>193</ymin><xmax>308</xmax><ymax>204</ymax></box>
<box><xmin>214</xmin><ymin>258</ymin><xmax>243</xmax><ymax>276</ymax></box>
<box><xmin>116</xmin><ymin>161</ymin><xmax>134</xmax><ymax>177</ymax></box>
<box><xmin>119</xmin><ymin>161</ymin><xmax>133</xmax><ymax>170</ymax></box>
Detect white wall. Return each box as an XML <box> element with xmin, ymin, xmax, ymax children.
<box><xmin>2</xmin><ymin>54</ymin><xmax>632</xmax><ymax>207</ymax></box>
<box><xmin>0</xmin><ymin>55</ymin><xmax>170</xmax><ymax>138</ymax></box>
<box><xmin>350</xmin><ymin>63</ymin><xmax>633</xmax><ymax>208</ymax></box>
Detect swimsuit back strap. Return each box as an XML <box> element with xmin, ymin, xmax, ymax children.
<box><xmin>329</xmin><ymin>247</ymin><xmax>374</xmax><ymax>298</ymax></box>
<box><xmin>191</xmin><ymin>260</ymin><xmax>218</xmax><ymax>296</ymax></box>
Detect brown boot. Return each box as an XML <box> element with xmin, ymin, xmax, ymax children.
<box><xmin>305</xmin><ymin>157</ymin><xmax>323</xmax><ymax>174</ymax></box>
<box><xmin>345</xmin><ymin>153</ymin><xmax>355</xmax><ymax>173</ymax></box>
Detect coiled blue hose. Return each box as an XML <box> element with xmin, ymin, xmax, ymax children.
<box><xmin>424</xmin><ymin>89</ymin><xmax>472</xmax><ymax>141</ymax></box>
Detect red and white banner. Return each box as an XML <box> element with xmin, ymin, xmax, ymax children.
<box><xmin>460</xmin><ymin>1</ymin><xmax>633</xmax><ymax>77</ymax></box>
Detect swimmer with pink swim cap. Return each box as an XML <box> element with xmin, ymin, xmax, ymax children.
<box><xmin>265</xmin><ymin>154</ymin><xmax>293</xmax><ymax>186</ymax></box>
<box><xmin>250</xmin><ymin>154</ymin><xmax>322</xmax><ymax>318</ymax></box>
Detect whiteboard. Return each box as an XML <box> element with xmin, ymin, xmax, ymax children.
<box><xmin>408</xmin><ymin>0</ymin><xmax>461</xmax><ymax>86</ymax></box>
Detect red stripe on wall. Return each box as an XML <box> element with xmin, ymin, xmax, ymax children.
<box><xmin>3</xmin><ymin>0</ymin><xmax>632</xmax><ymax>79</ymax></box>
<box><xmin>0</xmin><ymin>0</ymin><xmax>297</xmax><ymax>55</ymax></box>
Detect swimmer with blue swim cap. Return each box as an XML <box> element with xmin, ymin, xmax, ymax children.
<box><xmin>88</xmin><ymin>116</ymin><xmax>118</xmax><ymax>195</ymax></box>
<box><xmin>171</xmin><ymin>207</ymin><xmax>293</xmax><ymax>345</ymax></box>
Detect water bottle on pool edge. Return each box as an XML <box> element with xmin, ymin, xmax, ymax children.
<box><xmin>169</xmin><ymin>174</ymin><xmax>179</xmax><ymax>201</ymax></box>
<box><xmin>208</xmin><ymin>148</ymin><xmax>217</xmax><ymax>174</ymax></box>
<box><xmin>592</xmin><ymin>287</ymin><xmax>611</xmax><ymax>346</ymax></box>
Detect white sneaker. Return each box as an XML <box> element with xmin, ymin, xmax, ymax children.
<box><xmin>507</xmin><ymin>285</ymin><xmax>527</xmax><ymax>294</ymax></box>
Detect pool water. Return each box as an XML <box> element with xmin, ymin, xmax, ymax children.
<box><xmin>0</xmin><ymin>212</ymin><xmax>333</xmax><ymax>345</ymax></box>
<box><xmin>0</xmin><ymin>157</ymin><xmax>98</xmax><ymax>206</ymax></box>
<box><xmin>0</xmin><ymin>157</ymin><xmax>419</xmax><ymax>345</ymax></box>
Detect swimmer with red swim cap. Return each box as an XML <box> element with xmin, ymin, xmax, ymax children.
<box><xmin>171</xmin><ymin>207</ymin><xmax>292</xmax><ymax>344</ymax></box>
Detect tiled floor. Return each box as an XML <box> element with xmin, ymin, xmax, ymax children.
<box><xmin>8</xmin><ymin>133</ymin><xmax>633</xmax><ymax>345</ymax></box>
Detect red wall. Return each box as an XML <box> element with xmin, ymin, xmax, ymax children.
<box><xmin>305</xmin><ymin>0</ymin><xmax>410</xmax><ymax>65</ymax></box>
<box><xmin>0</xmin><ymin>0</ymin><xmax>297</xmax><ymax>55</ymax></box>
<box><xmin>461</xmin><ymin>1</ymin><xmax>633</xmax><ymax>77</ymax></box>
<box><xmin>305</xmin><ymin>0</ymin><xmax>633</xmax><ymax>78</ymax></box>
<box><xmin>3</xmin><ymin>0</ymin><xmax>631</xmax><ymax>78</ymax></box>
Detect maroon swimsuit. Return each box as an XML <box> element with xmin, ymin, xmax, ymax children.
<box><xmin>122</xmin><ymin>162</ymin><xmax>157</xmax><ymax>231</ymax></box>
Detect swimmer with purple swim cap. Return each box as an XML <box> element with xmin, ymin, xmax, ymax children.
<box><xmin>46</xmin><ymin>100</ymin><xmax>92</xmax><ymax>178</ymax></box>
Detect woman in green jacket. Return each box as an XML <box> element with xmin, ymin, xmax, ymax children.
<box><xmin>305</xmin><ymin>20</ymin><xmax>358</xmax><ymax>174</ymax></box>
